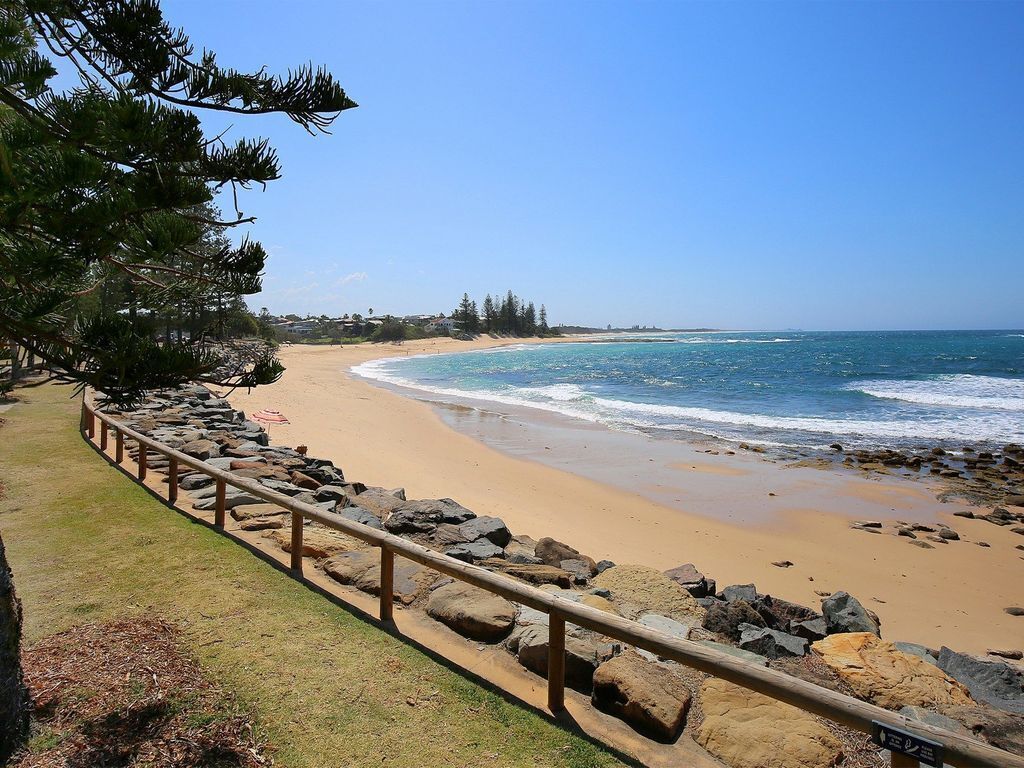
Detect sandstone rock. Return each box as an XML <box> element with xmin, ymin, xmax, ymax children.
<box><xmin>350</xmin><ymin>557</ymin><xmax>432</xmax><ymax>605</ymax></box>
<box><xmin>458</xmin><ymin>515</ymin><xmax>511</xmax><ymax>547</ymax></box>
<box><xmin>812</xmin><ymin>632</ymin><xmax>972</xmax><ymax>709</ymax></box>
<box><xmin>513</xmin><ymin>624</ymin><xmax>614</xmax><ymax>692</ymax></box>
<box><xmin>696</xmin><ymin>678</ymin><xmax>843</xmax><ymax>768</ymax></box>
<box><xmin>425</xmin><ymin>582</ymin><xmax>516</xmax><ymax>641</ymax></box>
<box><xmin>478</xmin><ymin>560</ymin><xmax>572</xmax><ymax>588</ymax></box>
<box><xmin>937</xmin><ymin>647</ymin><xmax>1024</xmax><ymax>714</ymax></box>
<box><xmin>534</xmin><ymin>537</ymin><xmax>597</xmax><ymax>574</ymax></box>
<box><xmin>239</xmin><ymin>517</ymin><xmax>285</xmax><ymax>531</ymax></box>
<box><xmin>591</xmin><ymin>652</ymin><xmax>692</xmax><ymax>741</ymax></box>
<box><xmin>181</xmin><ymin>439</ymin><xmax>220</xmax><ymax>459</ymax></box>
<box><xmin>591</xmin><ymin>564</ymin><xmax>706</xmax><ymax>623</ymax></box>
<box><xmin>321</xmin><ymin>551</ymin><xmax>376</xmax><ymax>585</ymax></box>
<box><xmin>230</xmin><ymin>504</ymin><xmax>288</xmax><ymax>521</ymax></box>
<box><xmin>289</xmin><ymin>471</ymin><xmax>321</xmax><ymax>490</ymax></box>
<box><xmin>702</xmin><ymin>600</ymin><xmax>765</xmax><ymax>641</ymax></box>
<box><xmin>264</xmin><ymin>527</ymin><xmax>360</xmax><ymax>560</ymax></box>
<box><xmin>821</xmin><ymin>591</ymin><xmax>879</xmax><ymax>636</ymax></box>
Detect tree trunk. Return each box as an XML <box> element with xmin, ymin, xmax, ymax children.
<box><xmin>0</xmin><ymin>533</ymin><xmax>29</xmax><ymax>762</ymax></box>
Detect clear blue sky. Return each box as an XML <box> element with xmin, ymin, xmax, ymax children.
<box><xmin>162</xmin><ymin>0</ymin><xmax>1023</xmax><ymax>330</ymax></box>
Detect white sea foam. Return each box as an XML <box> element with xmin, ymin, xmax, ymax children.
<box><xmin>849</xmin><ymin>374</ymin><xmax>1024</xmax><ymax>411</ymax></box>
<box><xmin>353</xmin><ymin>359</ymin><xmax>1024</xmax><ymax>445</ymax></box>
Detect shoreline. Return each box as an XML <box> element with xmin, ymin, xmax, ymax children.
<box><xmin>226</xmin><ymin>338</ymin><xmax>1024</xmax><ymax>654</ymax></box>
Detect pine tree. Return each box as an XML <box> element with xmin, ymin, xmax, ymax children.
<box><xmin>539</xmin><ymin>304</ymin><xmax>549</xmax><ymax>334</ymax></box>
<box><xmin>482</xmin><ymin>294</ymin><xmax>495</xmax><ymax>333</ymax></box>
<box><xmin>0</xmin><ymin>0</ymin><xmax>356</xmax><ymax>406</ymax></box>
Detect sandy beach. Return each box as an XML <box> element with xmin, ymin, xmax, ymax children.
<box><xmin>226</xmin><ymin>338</ymin><xmax>1024</xmax><ymax>655</ymax></box>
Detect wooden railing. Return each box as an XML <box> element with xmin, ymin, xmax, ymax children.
<box><xmin>81</xmin><ymin>398</ymin><xmax>1024</xmax><ymax>768</ymax></box>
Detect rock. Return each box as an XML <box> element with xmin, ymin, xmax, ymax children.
<box><xmin>897</xmin><ymin>527</ymin><xmax>917</xmax><ymax>538</ymax></box>
<box><xmin>909</xmin><ymin>540</ymin><xmax>935</xmax><ymax>549</ymax></box>
<box><xmin>591</xmin><ymin>652</ymin><xmax>692</xmax><ymax>741</ymax></box>
<box><xmin>925</xmin><ymin>534</ymin><xmax>949</xmax><ymax>544</ymax></box>
<box><xmin>387</xmin><ymin>487</ymin><xmax>406</xmax><ymax>501</ymax></box>
<box><xmin>591</xmin><ymin>564</ymin><xmax>706</xmax><ymax>623</ymax></box>
<box><xmin>559</xmin><ymin>558</ymin><xmax>593</xmax><ymax>584</ymax></box>
<box><xmin>181</xmin><ymin>439</ymin><xmax>220</xmax><ymax>459</ymax></box>
<box><xmin>239</xmin><ymin>517</ymin><xmax>285</xmax><ymax>531</ymax></box>
<box><xmin>512</xmin><ymin>624</ymin><xmax>614</xmax><ymax>692</ymax></box>
<box><xmin>229</xmin><ymin>504</ymin><xmax>288</xmax><ymax>522</ymax></box>
<box><xmin>664</xmin><ymin>563</ymin><xmax>712</xmax><ymax>597</ymax></box>
<box><xmin>812</xmin><ymin>633</ymin><xmax>972</xmax><ymax>709</ymax></box>
<box><xmin>313</xmin><ymin>485</ymin><xmax>352</xmax><ymax>504</ymax></box>
<box><xmin>936</xmin><ymin>647</ymin><xmax>1024</xmax><ymax>714</ymax></box>
<box><xmin>721</xmin><ymin>583</ymin><xmax>758</xmax><ymax>603</ymax></box>
<box><xmin>1006</xmin><ymin>607</ymin><xmax>1024</xmax><ymax>616</ymax></box>
<box><xmin>898</xmin><ymin>706</ymin><xmax>973</xmax><ymax>737</ymax></box>
<box><xmin>322</xmin><ymin>551</ymin><xmax>376</xmax><ymax>585</ymax></box>
<box><xmin>336</xmin><ymin>506</ymin><xmax>383</xmax><ymax>530</ymax></box>
<box><xmin>756</xmin><ymin>596</ymin><xmax>820</xmax><ymax>630</ymax></box>
<box><xmin>772</xmin><ymin>560</ymin><xmax>794</xmax><ymax>568</ymax></box>
<box><xmin>478</xmin><ymin>560</ymin><xmax>573</xmax><ymax>588</ymax></box>
<box><xmin>988</xmin><ymin>649</ymin><xmax>1023</xmax><ymax>661</ymax></box>
<box><xmin>695</xmin><ymin>640</ymin><xmax>768</xmax><ymax>667</ymax></box>
<box><xmin>257</xmin><ymin>478</ymin><xmax>304</xmax><ymax>496</ymax></box>
<box><xmin>821</xmin><ymin>591</ymin><xmax>879</xmax><ymax>636</ymax></box>
<box><xmin>634</xmin><ymin>614</ymin><xmax>693</xmax><ymax>661</ymax></box>
<box><xmin>425</xmin><ymin>582</ymin><xmax>516</xmax><ymax>641</ymax></box>
<box><xmin>595</xmin><ymin>559</ymin><xmax>616</xmax><ymax>574</ymax></box>
<box><xmin>938</xmin><ymin>527</ymin><xmax>960</xmax><ymax>540</ymax></box>
<box><xmin>534</xmin><ymin>537</ymin><xmax>596</xmax><ymax>574</ymax></box>
<box><xmin>702</xmin><ymin>600</ymin><xmax>765</xmax><ymax>641</ymax></box>
<box><xmin>444</xmin><ymin>540</ymin><xmax>505</xmax><ymax>563</ymax></box>
<box><xmin>192</xmin><ymin>492</ymin><xmax>264</xmax><ymax>511</ymax></box>
<box><xmin>938</xmin><ymin>705</ymin><xmax>1024</xmax><ymax>754</ymax></box>
<box><xmin>289</xmin><ymin>471</ymin><xmax>321</xmax><ymax>490</ymax></box>
<box><xmin>457</xmin><ymin>516</ymin><xmax>512</xmax><ymax>547</ymax></box>
<box><xmin>399</xmin><ymin>497</ymin><xmax>475</xmax><ymax>524</ymax></box>
<box><xmin>953</xmin><ymin>510</ymin><xmax>975</xmax><ymax>518</ymax></box>
<box><xmin>894</xmin><ymin>641</ymin><xmax>938</xmax><ymax>665</ymax></box>
<box><xmin>738</xmin><ymin>624</ymin><xmax>808</xmax><ymax>658</ymax></box>
<box><xmin>178</xmin><ymin>473</ymin><xmax>214</xmax><ymax>491</ymax></box>
<box><xmin>264</xmin><ymin>527</ymin><xmax>360</xmax><ymax>560</ymax></box>
<box><xmin>789</xmin><ymin>617</ymin><xmax>828</xmax><ymax>642</ymax></box>
<box><xmin>384</xmin><ymin>508</ymin><xmax>438</xmax><ymax>535</ymax></box>
<box><xmin>696</xmin><ymin>678</ymin><xmax>843</xmax><ymax>768</ymax></box>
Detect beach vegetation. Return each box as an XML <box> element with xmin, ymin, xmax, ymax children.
<box><xmin>454</xmin><ymin>291</ymin><xmax>559</xmax><ymax>337</ymax></box>
<box><xmin>0</xmin><ymin>0</ymin><xmax>355</xmax><ymax>406</ymax></box>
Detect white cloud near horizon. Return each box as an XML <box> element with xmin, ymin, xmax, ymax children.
<box><xmin>335</xmin><ymin>271</ymin><xmax>368</xmax><ymax>287</ymax></box>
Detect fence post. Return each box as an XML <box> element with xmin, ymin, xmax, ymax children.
<box><xmin>168</xmin><ymin>457</ymin><xmax>178</xmax><ymax>503</ymax></box>
<box><xmin>138</xmin><ymin>444</ymin><xmax>147</xmax><ymax>480</ymax></box>
<box><xmin>86</xmin><ymin>408</ymin><xmax>95</xmax><ymax>439</ymax></box>
<box><xmin>99</xmin><ymin>421</ymin><xmax>108</xmax><ymax>450</ymax></box>
<box><xmin>215</xmin><ymin>479</ymin><xmax>226</xmax><ymax>527</ymax></box>
<box><xmin>548</xmin><ymin>612</ymin><xmax>566</xmax><ymax>713</ymax></box>
<box><xmin>290</xmin><ymin>512</ymin><xmax>303</xmax><ymax>572</ymax></box>
<box><xmin>379</xmin><ymin>546</ymin><xmax>394</xmax><ymax>622</ymax></box>
<box><xmin>115</xmin><ymin>429</ymin><xmax>124</xmax><ymax>463</ymax></box>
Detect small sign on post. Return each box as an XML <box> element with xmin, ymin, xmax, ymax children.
<box><xmin>873</xmin><ymin>721</ymin><xmax>943</xmax><ymax>767</ymax></box>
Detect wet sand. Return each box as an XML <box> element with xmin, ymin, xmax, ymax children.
<box><xmin>226</xmin><ymin>339</ymin><xmax>1024</xmax><ymax>654</ymax></box>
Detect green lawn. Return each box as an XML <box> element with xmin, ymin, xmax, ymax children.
<box><xmin>0</xmin><ymin>384</ymin><xmax>625</xmax><ymax>768</ymax></box>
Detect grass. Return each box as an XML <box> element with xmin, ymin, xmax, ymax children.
<box><xmin>0</xmin><ymin>384</ymin><xmax>625</xmax><ymax>768</ymax></box>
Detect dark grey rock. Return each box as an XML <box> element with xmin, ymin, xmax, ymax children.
<box><xmin>937</xmin><ymin>647</ymin><xmax>1024</xmax><ymax>714</ymax></box>
<box><xmin>337</xmin><ymin>506</ymin><xmax>383</xmax><ymax>530</ymax></box>
<box><xmin>737</xmin><ymin>624</ymin><xmax>808</xmax><ymax>658</ymax></box>
<box><xmin>702</xmin><ymin>600</ymin><xmax>765</xmax><ymax>641</ymax></box>
<box><xmin>894</xmin><ymin>641</ymin><xmax>938</xmax><ymax>665</ymax></box>
<box><xmin>458</xmin><ymin>515</ymin><xmax>512</xmax><ymax>547</ymax></box>
<box><xmin>789</xmin><ymin>617</ymin><xmax>827</xmax><ymax>642</ymax></box>
<box><xmin>178</xmin><ymin>474</ymin><xmax>214</xmax><ymax>491</ymax></box>
<box><xmin>721</xmin><ymin>584</ymin><xmax>758</xmax><ymax>604</ymax></box>
<box><xmin>314</xmin><ymin>485</ymin><xmax>351</xmax><ymax>504</ymax></box>
<box><xmin>445</xmin><ymin>540</ymin><xmax>506</xmax><ymax>563</ymax></box>
<box><xmin>821</xmin><ymin>591</ymin><xmax>879</xmax><ymax>636</ymax></box>
<box><xmin>595</xmin><ymin>559</ymin><xmax>616</xmax><ymax>574</ymax></box>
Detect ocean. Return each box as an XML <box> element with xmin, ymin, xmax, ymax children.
<box><xmin>352</xmin><ymin>330</ymin><xmax>1024</xmax><ymax>451</ymax></box>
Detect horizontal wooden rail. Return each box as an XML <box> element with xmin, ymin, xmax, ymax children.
<box><xmin>82</xmin><ymin>396</ymin><xmax>1024</xmax><ymax>768</ymax></box>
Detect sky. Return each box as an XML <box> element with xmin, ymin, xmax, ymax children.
<box><xmin>158</xmin><ymin>0</ymin><xmax>1023</xmax><ymax>331</ymax></box>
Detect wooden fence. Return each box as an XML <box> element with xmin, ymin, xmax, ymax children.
<box><xmin>81</xmin><ymin>397</ymin><xmax>1024</xmax><ymax>768</ymax></box>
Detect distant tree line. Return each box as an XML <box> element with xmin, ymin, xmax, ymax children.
<box><xmin>452</xmin><ymin>291</ymin><xmax>557</xmax><ymax>336</ymax></box>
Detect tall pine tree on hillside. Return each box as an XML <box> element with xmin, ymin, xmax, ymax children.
<box><xmin>0</xmin><ymin>0</ymin><xmax>356</xmax><ymax>405</ymax></box>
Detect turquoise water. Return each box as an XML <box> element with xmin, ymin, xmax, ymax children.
<box><xmin>353</xmin><ymin>331</ymin><xmax>1024</xmax><ymax>450</ymax></box>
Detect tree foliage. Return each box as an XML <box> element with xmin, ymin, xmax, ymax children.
<box><xmin>453</xmin><ymin>291</ymin><xmax>556</xmax><ymax>336</ymax></box>
<box><xmin>0</xmin><ymin>0</ymin><xmax>356</xmax><ymax>405</ymax></box>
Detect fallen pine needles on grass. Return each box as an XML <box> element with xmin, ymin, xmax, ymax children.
<box><xmin>14</xmin><ymin>616</ymin><xmax>272</xmax><ymax>767</ymax></box>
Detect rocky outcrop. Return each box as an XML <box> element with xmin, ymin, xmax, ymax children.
<box><xmin>812</xmin><ymin>633</ymin><xmax>972</xmax><ymax>709</ymax></box>
<box><xmin>696</xmin><ymin>678</ymin><xmax>843</xmax><ymax>768</ymax></box>
<box><xmin>937</xmin><ymin>647</ymin><xmax>1024</xmax><ymax>714</ymax></box>
<box><xmin>738</xmin><ymin>624</ymin><xmax>808</xmax><ymax>658</ymax></box>
<box><xmin>534</xmin><ymin>537</ymin><xmax>597</xmax><ymax>576</ymax></box>
<box><xmin>663</xmin><ymin>563</ymin><xmax>714</xmax><ymax>598</ymax></box>
<box><xmin>591</xmin><ymin>564</ymin><xmax>706</xmax><ymax>623</ymax></box>
<box><xmin>425</xmin><ymin>582</ymin><xmax>516</xmax><ymax>641</ymax></box>
<box><xmin>702</xmin><ymin>600</ymin><xmax>765</xmax><ymax>641</ymax></box>
<box><xmin>591</xmin><ymin>652</ymin><xmax>691</xmax><ymax>741</ymax></box>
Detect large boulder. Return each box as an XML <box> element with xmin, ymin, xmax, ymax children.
<box><xmin>444</xmin><ymin>540</ymin><xmax>505</xmax><ymax>563</ymax></box>
<box><xmin>181</xmin><ymin>438</ymin><xmax>220</xmax><ymax>459</ymax></box>
<box><xmin>938</xmin><ymin>704</ymin><xmax>1024</xmax><ymax>755</ymax></box>
<box><xmin>696</xmin><ymin>678</ymin><xmax>843</xmax><ymax>768</ymax></box>
<box><xmin>702</xmin><ymin>599</ymin><xmax>765</xmax><ymax>641</ymax></box>
<box><xmin>936</xmin><ymin>647</ymin><xmax>1024</xmax><ymax>714</ymax></box>
<box><xmin>511</xmin><ymin>624</ymin><xmax>614</xmax><ymax>693</ymax></box>
<box><xmin>457</xmin><ymin>516</ymin><xmax>511</xmax><ymax>547</ymax></box>
<box><xmin>812</xmin><ymin>633</ymin><xmax>972</xmax><ymax>709</ymax></box>
<box><xmin>336</xmin><ymin>506</ymin><xmax>383</xmax><ymax>530</ymax></box>
<box><xmin>263</xmin><ymin>527</ymin><xmax>361</xmax><ymax>560</ymax></box>
<box><xmin>478</xmin><ymin>560</ymin><xmax>573</xmax><ymax>588</ymax></box>
<box><xmin>534</xmin><ymin>537</ymin><xmax>597</xmax><ymax>575</ymax></box>
<box><xmin>425</xmin><ymin>582</ymin><xmax>516</xmax><ymax>641</ymax></box>
<box><xmin>591</xmin><ymin>564</ymin><xmax>706</xmax><ymax>623</ymax></box>
<box><xmin>821</xmin><ymin>591</ymin><xmax>879</xmax><ymax>636</ymax></box>
<box><xmin>355</xmin><ymin>488</ymin><xmax>409</xmax><ymax>518</ymax></box>
<box><xmin>591</xmin><ymin>652</ymin><xmax>692</xmax><ymax>742</ymax></box>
